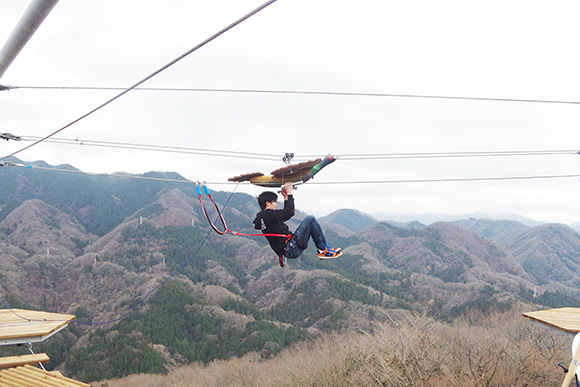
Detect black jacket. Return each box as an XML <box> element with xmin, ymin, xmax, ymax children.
<box><xmin>253</xmin><ymin>195</ymin><xmax>294</xmax><ymax>256</ymax></box>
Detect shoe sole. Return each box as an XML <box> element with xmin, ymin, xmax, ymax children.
<box><xmin>318</xmin><ymin>251</ymin><xmax>343</xmax><ymax>260</ymax></box>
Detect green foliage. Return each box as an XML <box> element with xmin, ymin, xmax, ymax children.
<box><xmin>325</xmin><ymin>277</ymin><xmax>382</xmax><ymax>305</ymax></box>
<box><xmin>323</xmin><ymin>209</ymin><xmax>377</xmax><ymax>232</ymax></box>
<box><xmin>531</xmin><ymin>273</ymin><xmax>549</xmax><ymax>286</ymax></box>
<box><xmin>289</xmin><ymin>252</ymin><xmax>413</xmax><ymax>308</ymax></box>
<box><xmin>31</xmin><ymin>331</ymin><xmax>79</xmax><ymax>371</ymax></box>
<box><xmin>0</xmin><ymin>294</ymin><xmax>29</xmax><ymax>309</ymax></box>
<box><xmin>220</xmin><ymin>297</ymin><xmax>267</xmax><ymax>320</ymax></box>
<box><xmin>536</xmin><ymin>290</ymin><xmax>580</xmax><ymax>308</ymax></box>
<box><xmin>117</xmin><ymin>223</ymin><xmax>249</xmax><ymax>286</ymax></box>
<box><xmin>236</xmin><ymin>321</ymin><xmax>308</xmax><ymax>356</ymax></box>
<box><xmin>135</xmin><ymin>203</ymin><xmax>164</xmax><ymax>219</ymax></box>
<box><xmin>323</xmin><ymin>308</ymin><xmax>349</xmax><ymax>330</ymax></box>
<box><xmin>251</xmin><ymin>262</ymin><xmax>274</xmax><ymax>278</ymax></box>
<box><xmin>448</xmin><ymin>285</ymin><xmax>513</xmax><ymax>317</ymax></box>
<box><xmin>65</xmin><ymin>333</ymin><xmax>166</xmax><ymax>381</ymax></box>
<box><xmin>269</xmin><ymin>277</ymin><xmax>381</xmax><ymax>328</ymax></box>
<box><xmin>422</xmin><ymin>238</ymin><xmax>473</xmax><ymax>267</ymax></box>
<box><xmin>71</xmin><ymin>237</ymin><xmax>89</xmax><ymax>251</ymax></box>
<box><xmin>0</xmin><ymin>159</ymin><xmax>197</xmax><ymax>235</ymax></box>
<box><xmin>74</xmin><ymin>307</ymin><xmax>93</xmax><ymax>322</ymax></box>
<box><xmin>434</xmin><ymin>264</ymin><xmax>466</xmax><ymax>283</ymax></box>
<box><xmin>322</xmin><ymin>230</ymin><xmax>360</xmax><ymax>253</ymax></box>
<box><xmin>65</xmin><ymin>281</ymin><xmax>309</xmax><ymax>381</ymax></box>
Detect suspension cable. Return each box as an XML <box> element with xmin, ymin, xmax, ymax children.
<box><xmin>11</xmin><ymin>135</ymin><xmax>580</xmax><ymax>162</ymax></box>
<box><xmin>3</xmin><ymin>161</ymin><xmax>580</xmax><ymax>186</ymax></box>
<box><xmin>0</xmin><ymin>0</ymin><xmax>278</xmax><ymax>162</ymax></box>
<box><xmin>18</xmin><ymin>135</ymin><xmax>283</xmax><ymax>161</ymax></box>
<box><xmin>5</xmin><ymin>85</ymin><xmax>580</xmax><ymax>106</ymax></box>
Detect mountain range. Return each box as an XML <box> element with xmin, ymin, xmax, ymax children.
<box><xmin>0</xmin><ymin>157</ymin><xmax>579</xmax><ymax>382</ymax></box>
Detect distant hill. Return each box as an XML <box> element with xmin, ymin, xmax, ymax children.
<box><xmin>320</xmin><ymin>209</ymin><xmax>377</xmax><ymax>232</ymax></box>
<box><xmin>501</xmin><ymin>223</ymin><xmax>580</xmax><ymax>286</ymax></box>
<box><xmin>1</xmin><ymin>159</ymin><xmax>580</xmax><ymax>382</ymax></box>
<box><xmin>452</xmin><ymin>218</ymin><xmax>530</xmax><ymax>245</ymax></box>
<box><xmin>375</xmin><ymin>212</ymin><xmax>544</xmax><ymax>227</ymax></box>
<box><xmin>0</xmin><ymin>157</ymin><xmax>195</xmax><ymax>236</ymax></box>
<box><xmin>385</xmin><ymin>220</ymin><xmax>428</xmax><ymax>230</ymax></box>
<box><xmin>453</xmin><ymin>218</ymin><xmax>580</xmax><ymax>294</ymax></box>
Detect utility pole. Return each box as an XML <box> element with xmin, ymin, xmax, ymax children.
<box><xmin>0</xmin><ymin>0</ymin><xmax>59</xmax><ymax>79</ymax></box>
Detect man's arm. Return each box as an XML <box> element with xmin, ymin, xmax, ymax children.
<box><xmin>278</xmin><ymin>182</ymin><xmax>294</xmax><ymax>220</ymax></box>
<box><xmin>280</xmin><ymin>182</ymin><xmax>293</xmax><ymax>200</ymax></box>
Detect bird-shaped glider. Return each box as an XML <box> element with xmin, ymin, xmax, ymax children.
<box><xmin>228</xmin><ymin>154</ymin><xmax>336</xmax><ymax>187</ymax></box>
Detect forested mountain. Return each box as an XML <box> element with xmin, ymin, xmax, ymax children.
<box><xmin>0</xmin><ymin>157</ymin><xmax>193</xmax><ymax>236</ymax></box>
<box><xmin>455</xmin><ymin>218</ymin><xmax>580</xmax><ymax>294</ymax></box>
<box><xmin>0</xmin><ymin>159</ymin><xmax>579</xmax><ymax>383</ymax></box>
<box><xmin>453</xmin><ymin>217</ymin><xmax>531</xmax><ymax>244</ymax></box>
<box><xmin>320</xmin><ymin>209</ymin><xmax>377</xmax><ymax>232</ymax></box>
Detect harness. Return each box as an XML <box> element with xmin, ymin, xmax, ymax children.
<box><xmin>196</xmin><ymin>183</ymin><xmax>292</xmax><ymax>267</ymax></box>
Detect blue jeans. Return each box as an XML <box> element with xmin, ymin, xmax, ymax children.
<box><xmin>284</xmin><ymin>216</ymin><xmax>327</xmax><ymax>259</ymax></box>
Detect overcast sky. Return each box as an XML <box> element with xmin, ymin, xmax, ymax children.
<box><xmin>1</xmin><ymin>0</ymin><xmax>580</xmax><ymax>225</ymax></box>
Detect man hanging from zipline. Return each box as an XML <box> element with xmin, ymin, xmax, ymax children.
<box><xmin>253</xmin><ymin>182</ymin><xmax>342</xmax><ymax>265</ymax></box>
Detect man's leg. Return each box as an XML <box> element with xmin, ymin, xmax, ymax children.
<box><xmin>293</xmin><ymin>215</ymin><xmax>327</xmax><ymax>251</ymax></box>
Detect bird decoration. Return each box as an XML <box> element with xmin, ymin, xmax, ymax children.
<box><xmin>228</xmin><ymin>154</ymin><xmax>336</xmax><ymax>187</ymax></box>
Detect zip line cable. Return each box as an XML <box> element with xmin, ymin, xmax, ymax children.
<box><xmin>4</xmin><ymin>85</ymin><xmax>580</xmax><ymax>106</ymax></box>
<box><xmin>13</xmin><ymin>135</ymin><xmax>580</xmax><ymax>162</ymax></box>
<box><xmin>19</xmin><ymin>136</ymin><xmax>283</xmax><ymax>161</ymax></box>
<box><xmin>3</xmin><ymin>161</ymin><xmax>580</xmax><ymax>186</ymax></box>
<box><xmin>338</xmin><ymin>149</ymin><xmax>580</xmax><ymax>160</ymax></box>
<box><xmin>307</xmin><ymin>174</ymin><xmax>580</xmax><ymax>185</ymax></box>
<box><xmin>0</xmin><ymin>184</ymin><xmax>240</xmax><ymax>326</ymax></box>
<box><xmin>0</xmin><ymin>0</ymin><xmax>278</xmax><ymax>162</ymax></box>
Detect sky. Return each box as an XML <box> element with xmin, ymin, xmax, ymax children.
<box><xmin>1</xmin><ymin>0</ymin><xmax>580</xmax><ymax>225</ymax></box>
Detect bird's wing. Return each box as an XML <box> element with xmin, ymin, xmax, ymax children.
<box><xmin>270</xmin><ymin>158</ymin><xmax>321</xmax><ymax>177</ymax></box>
<box><xmin>228</xmin><ymin>172</ymin><xmax>265</xmax><ymax>182</ymax></box>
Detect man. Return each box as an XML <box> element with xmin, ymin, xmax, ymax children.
<box><xmin>253</xmin><ymin>181</ymin><xmax>342</xmax><ymax>262</ymax></box>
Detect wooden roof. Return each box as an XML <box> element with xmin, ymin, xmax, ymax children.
<box><xmin>0</xmin><ymin>353</ymin><xmax>50</xmax><ymax>370</ymax></box>
<box><xmin>522</xmin><ymin>307</ymin><xmax>580</xmax><ymax>333</ymax></box>
<box><xmin>0</xmin><ymin>364</ymin><xmax>90</xmax><ymax>387</ymax></box>
<box><xmin>0</xmin><ymin>309</ymin><xmax>76</xmax><ymax>346</ymax></box>
<box><xmin>0</xmin><ymin>309</ymin><xmax>87</xmax><ymax>386</ymax></box>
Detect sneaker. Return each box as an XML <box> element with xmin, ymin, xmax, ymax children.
<box><xmin>317</xmin><ymin>246</ymin><xmax>342</xmax><ymax>260</ymax></box>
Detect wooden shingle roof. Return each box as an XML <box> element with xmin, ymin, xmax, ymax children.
<box><xmin>0</xmin><ymin>309</ymin><xmax>75</xmax><ymax>346</ymax></box>
<box><xmin>0</xmin><ymin>308</ymin><xmax>87</xmax><ymax>386</ymax></box>
<box><xmin>522</xmin><ymin>307</ymin><xmax>580</xmax><ymax>333</ymax></box>
<box><xmin>0</xmin><ymin>364</ymin><xmax>90</xmax><ymax>386</ymax></box>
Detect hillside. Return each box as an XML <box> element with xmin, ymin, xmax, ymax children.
<box><xmin>0</xmin><ymin>159</ymin><xmax>579</xmax><ymax>383</ymax></box>
<box><xmin>454</xmin><ymin>218</ymin><xmax>580</xmax><ymax>296</ymax></box>
<box><xmin>97</xmin><ymin>309</ymin><xmax>568</xmax><ymax>387</ymax></box>
<box><xmin>453</xmin><ymin>217</ymin><xmax>530</xmax><ymax>244</ymax></box>
<box><xmin>320</xmin><ymin>209</ymin><xmax>377</xmax><ymax>232</ymax></box>
<box><xmin>0</xmin><ymin>157</ymin><xmax>193</xmax><ymax>236</ymax></box>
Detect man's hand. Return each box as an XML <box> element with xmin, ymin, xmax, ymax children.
<box><xmin>281</xmin><ymin>182</ymin><xmax>293</xmax><ymax>199</ymax></box>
